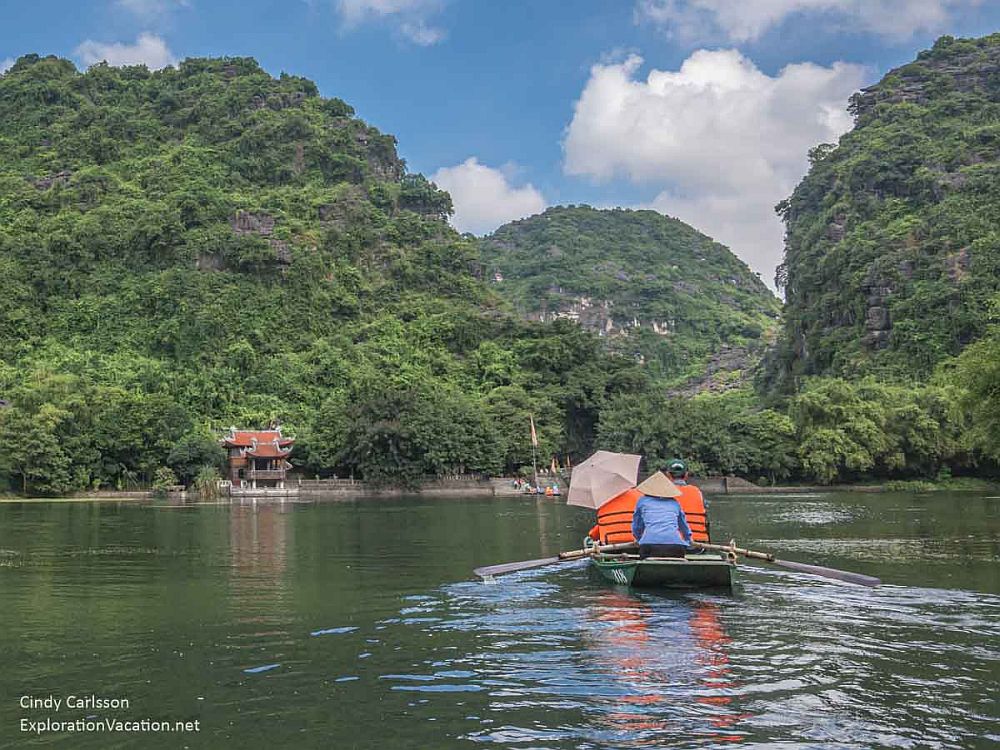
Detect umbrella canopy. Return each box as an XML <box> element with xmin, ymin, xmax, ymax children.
<box><xmin>566</xmin><ymin>450</ymin><xmax>641</xmax><ymax>510</ymax></box>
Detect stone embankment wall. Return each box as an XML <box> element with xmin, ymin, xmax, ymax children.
<box><xmin>65</xmin><ymin>476</ymin><xmax>885</xmax><ymax>501</ymax></box>
<box><xmin>296</xmin><ymin>475</ymin><xmax>501</xmax><ymax>498</ymax></box>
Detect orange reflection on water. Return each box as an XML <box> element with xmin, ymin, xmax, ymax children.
<box><xmin>228</xmin><ymin>501</ymin><xmax>293</xmax><ymax>627</ymax></box>
<box><xmin>586</xmin><ymin>591</ymin><xmax>749</xmax><ymax>745</ymax></box>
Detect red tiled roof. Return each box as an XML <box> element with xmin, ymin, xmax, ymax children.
<box><xmin>245</xmin><ymin>443</ymin><xmax>292</xmax><ymax>458</ymax></box>
<box><xmin>224</xmin><ymin>430</ymin><xmax>294</xmax><ymax>447</ymax></box>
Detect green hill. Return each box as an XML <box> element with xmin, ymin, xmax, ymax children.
<box><xmin>769</xmin><ymin>34</ymin><xmax>1000</xmax><ymax>389</ymax></box>
<box><xmin>480</xmin><ymin>206</ymin><xmax>781</xmax><ymax>386</ymax></box>
<box><xmin>0</xmin><ymin>55</ymin><xmax>646</xmax><ymax>493</ymax></box>
<box><xmin>585</xmin><ymin>36</ymin><xmax>1000</xmax><ymax>485</ymax></box>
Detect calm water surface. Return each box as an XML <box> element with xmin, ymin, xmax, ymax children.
<box><xmin>0</xmin><ymin>491</ymin><xmax>997</xmax><ymax>749</ymax></box>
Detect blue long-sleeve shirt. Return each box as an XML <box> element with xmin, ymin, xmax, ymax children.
<box><xmin>631</xmin><ymin>495</ymin><xmax>692</xmax><ymax>546</ymax></box>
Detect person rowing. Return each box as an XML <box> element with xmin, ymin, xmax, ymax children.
<box><xmin>630</xmin><ymin>471</ymin><xmax>692</xmax><ymax>559</ymax></box>
<box><xmin>665</xmin><ymin>458</ymin><xmax>711</xmax><ymax>547</ymax></box>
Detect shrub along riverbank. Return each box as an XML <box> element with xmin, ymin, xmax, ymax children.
<box><xmin>597</xmin><ymin>374</ymin><xmax>997</xmax><ymax>487</ymax></box>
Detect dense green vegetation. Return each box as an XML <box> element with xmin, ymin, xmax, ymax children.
<box><xmin>769</xmin><ymin>34</ymin><xmax>1000</xmax><ymax>388</ymax></box>
<box><xmin>0</xmin><ymin>39</ymin><xmax>996</xmax><ymax>495</ymax></box>
<box><xmin>948</xmin><ymin>300</ymin><xmax>1000</xmax><ymax>462</ymax></box>
<box><xmin>597</xmin><ymin>378</ymin><xmax>973</xmax><ymax>486</ymax></box>
<box><xmin>0</xmin><ymin>55</ymin><xmax>648</xmax><ymax>493</ymax></box>
<box><xmin>481</xmin><ymin>206</ymin><xmax>780</xmax><ymax>383</ymax></box>
<box><xmin>596</xmin><ymin>34</ymin><xmax>1000</xmax><ymax>485</ymax></box>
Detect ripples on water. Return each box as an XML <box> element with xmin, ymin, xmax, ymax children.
<box><xmin>2</xmin><ymin>493</ymin><xmax>998</xmax><ymax>749</ymax></box>
<box><xmin>357</xmin><ymin>563</ymin><xmax>1000</xmax><ymax>749</ymax></box>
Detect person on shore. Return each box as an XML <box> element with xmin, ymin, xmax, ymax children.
<box><xmin>630</xmin><ymin>471</ymin><xmax>692</xmax><ymax>559</ymax></box>
<box><xmin>665</xmin><ymin>459</ymin><xmax>711</xmax><ymax>545</ymax></box>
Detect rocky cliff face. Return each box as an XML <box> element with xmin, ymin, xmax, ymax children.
<box><xmin>850</xmin><ymin>39</ymin><xmax>1000</xmax><ymax>117</ymax></box>
<box><xmin>768</xmin><ymin>33</ymin><xmax>1000</xmax><ymax>388</ymax></box>
<box><xmin>521</xmin><ymin>293</ymin><xmax>681</xmax><ymax>338</ymax></box>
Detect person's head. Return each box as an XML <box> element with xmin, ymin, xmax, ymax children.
<box><xmin>665</xmin><ymin>458</ymin><xmax>688</xmax><ymax>481</ymax></box>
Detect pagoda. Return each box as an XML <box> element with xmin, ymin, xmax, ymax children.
<box><xmin>222</xmin><ymin>427</ymin><xmax>294</xmax><ymax>489</ymax></box>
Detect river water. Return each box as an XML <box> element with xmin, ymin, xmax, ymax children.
<box><xmin>0</xmin><ymin>491</ymin><xmax>997</xmax><ymax>749</ymax></box>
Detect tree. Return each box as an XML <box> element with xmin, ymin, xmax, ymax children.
<box><xmin>167</xmin><ymin>428</ymin><xmax>226</xmax><ymax>486</ymax></box>
<box><xmin>0</xmin><ymin>405</ymin><xmax>74</xmax><ymax>495</ymax></box>
<box><xmin>949</xmin><ymin>320</ymin><xmax>1000</xmax><ymax>461</ymax></box>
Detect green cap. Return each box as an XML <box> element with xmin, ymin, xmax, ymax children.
<box><xmin>666</xmin><ymin>458</ymin><xmax>687</xmax><ymax>476</ymax></box>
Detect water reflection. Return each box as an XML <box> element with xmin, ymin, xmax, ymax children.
<box><xmin>228</xmin><ymin>500</ymin><xmax>291</xmax><ymax>579</ymax></box>
<box><xmin>370</xmin><ymin>570</ymin><xmax>752</xmax><ymax>748</ymax></box>
<box><xmin>583</xmin><ymin>591</ymin><xmax>747</xmax><ymax>746</ymax></box>
<box><xmin>2</xmin><ymin>491</ymin><xmax>998</xmax><ymax>750</ymax></box>
<box><xmin>227</xmin><ymin>501</ymin><xmax>296</xmax><ymax>675</ymax></box>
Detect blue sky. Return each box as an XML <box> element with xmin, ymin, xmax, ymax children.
<box><xmin>2</xmin><ymin>0</ymin><xmax>999</xmax><ymax>285</ymax></box>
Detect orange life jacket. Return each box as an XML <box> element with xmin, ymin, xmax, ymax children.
<box><xmin>588</xmin><ymin>488</ymin><xmax>642</xmax><ymax>544</ymax></box>
<box><xmin>676</xmin><ymin>484</ymin><xmax>710</xmax><ymax>543</ymax></box>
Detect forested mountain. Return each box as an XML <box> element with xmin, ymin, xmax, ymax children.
<box><xmin>0</xmin><ymin>43</ymin><xmax>996</xmax><ymax>496</ymax></box>
<box><xmin>0</xmin><ymin>55</ymin><xmax>647</xmax><ymax>493</ymax></box>
<box><xmin>769</xmin><ymin>34</ymin><xmax>1000</xmax><ymax>389</ymax></box>
<box><xmin>480</xmin><ymin>206</ymin><xmax>780</xmax><ymax>385</ymax></box>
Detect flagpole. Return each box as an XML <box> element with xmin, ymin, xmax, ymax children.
<box><xmin>530</xmin><ymin>415</ymin><xmax>539</xmax><ymax>489</ymax></box>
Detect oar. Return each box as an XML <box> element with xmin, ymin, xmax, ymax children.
<box><xmin>694</xmin><ymin>541</ymin><xmax>881</xmax><ymax>588</ymax></box>
<box><xmin>474</xmin><ymin>541</ymin><xmax>637</xmax><ymax>579</ymax></box>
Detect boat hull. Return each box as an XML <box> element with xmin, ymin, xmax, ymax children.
<box><xmin>591</xmin><ymin>553</ymin><xmax>734</xmax><ymax>590</ymax></box>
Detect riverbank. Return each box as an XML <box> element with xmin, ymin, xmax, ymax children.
<box><xmin>3</xmin><ymin>475</ymin><xmax>993</xmax><ymax>502</ymax></box>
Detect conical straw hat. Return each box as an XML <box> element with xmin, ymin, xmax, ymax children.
<box><xmin>636</xmin><ymin>471</ymin><xmax>681</xmax><ymax>498</ymax></box>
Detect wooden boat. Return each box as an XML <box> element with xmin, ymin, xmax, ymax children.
<box><xmin>590</xmin><ymin>551</ymin><xmax>735</xmax><ymax>590</ymax></box>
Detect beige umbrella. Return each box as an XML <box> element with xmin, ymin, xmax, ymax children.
<box><xmin>566</xmin><ymin>450</ymin><xmax>641</xmax><ymax>509</ymax></box>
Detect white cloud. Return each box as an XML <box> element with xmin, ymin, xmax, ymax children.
<box><xmin>432</xmin><ymin>158</ymin><xmax>546</xmax><ymax>235</ymax></box>
<box><xmin>0</xmin><ymin>57</ymin><xmax>14</xmax><ymax>75</ymax></box>
<box><xmin>335</xmin><ymin>0</ymin><xmax>446</xmax><ymax>44</ymax></box>
<box><xmin>75</xmin><ymin>33</ymin><xmax>176</xmax><ymax>70</ymax></box>
<box><xmin>564</xmin><ymin>50</ymin><xmax>866</xmax><ymax>283</ymax></box>
<box><xmin>636</xmin><ymin>0</ymin><xmax>982</xmax><ymax>42</ymax></box>
<box><xmin>398</xmin><ymin>20</ymin><xmax>445</xmax><ymax>45</ymax></box>
<box><xmin>115</xmin><ymin>0</ymin><xmax>190</xmax><ymax>23</ymax></box>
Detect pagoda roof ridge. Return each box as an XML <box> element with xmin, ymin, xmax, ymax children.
<box><xmin>223</xmin><ymin>427</ymin><xmax>295</xmax><ymax>448</ymax></box>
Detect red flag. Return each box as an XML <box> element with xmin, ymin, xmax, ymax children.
<box><xmin>529</xmin><ymin>416</ymin><xmax>538</xmax><ymax>447</ymax></box>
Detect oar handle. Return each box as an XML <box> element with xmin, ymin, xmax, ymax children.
<box><xmin>693</xmin><ymin>541</ymin><xmax>881</xmax><ymax>587</ymax></box>
<box><xmin>558</xmin><ymin>541</ymin><xmax>637</xmax><ymax>560</ymax></box>
<box><xmin>694</xmin><ymin>541</ymin><xmax>774</xmax><ymax>561</ymax></box>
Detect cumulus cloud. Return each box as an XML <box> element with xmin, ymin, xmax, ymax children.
<box><xmin>432</xmin><ymin>158</ymin><xmax>546</xmax><ymax>235</ymax></box>
<box><xmin>75</xmin><ymin>33</ymin><xmax>176</xmax><ymax>70</ymax></box>
<box><xmin>636</xmin><ymin>0</ymin><xmax>982</xmax><ymax>42</ymax></box>
<box><xmin>564</xmin><ymin>50</ymin><xmax>866</xmax><ymax>282</ymax></box>
<box><xmin>0</xmin><ymin>58</ymin><xmax>14</xmax><ymax>75</ymax></box>
<box><xmin>336</xmin><ymin>0</ymin><xmax>446</xmax><ymax>45</ymax></box>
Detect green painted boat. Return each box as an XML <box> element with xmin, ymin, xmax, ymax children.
<box><xmin>590</xmin><ymin>552</ymin><xmax>735</xmax><ymax>590</ymax></box>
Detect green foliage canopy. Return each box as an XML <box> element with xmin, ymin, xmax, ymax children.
<box><xmin>770</xmin><ymin>34</ymin><xmax>1000</xmax><ymax>389</ymax></box>
<box><xmin>0</xmin><ymin>56</ymin><xmax>649</xmax><ymax>493</ymax></box>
